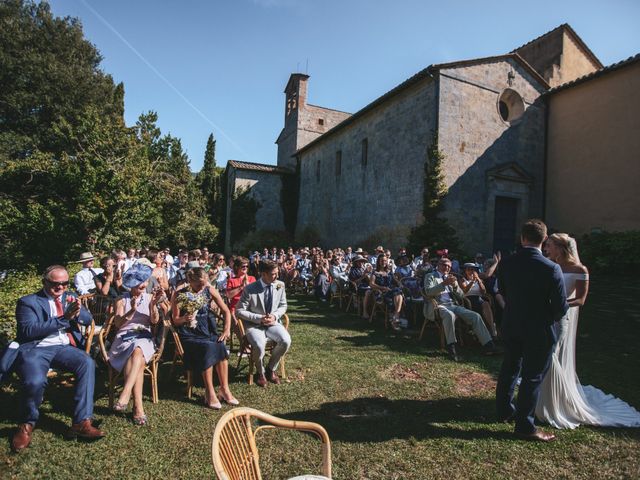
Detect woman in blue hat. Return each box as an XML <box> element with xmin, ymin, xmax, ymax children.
<box><xmin>108</xmin><ymin>263</ymin><xmax>167</xmax><ymax>425</ymax></box>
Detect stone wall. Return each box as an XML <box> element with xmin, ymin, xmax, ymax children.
<box><xmin>295</xmin><ymin>77</ymin><xmax>437</xmax><ymax>250</ymax></box>
<box><xmin>436</xmin><ymin>58</ymin><xmax>547</xmax><ymax>254</ymax></box>
<box><xmin>224</xmin><ymin>167</ymin><xmax>287</xmax><ymax>252</ymax></box>
<box><xmin>546</xmin><ymin>61</ymin><xmax>640</xmax><ymax>234</ymax></box>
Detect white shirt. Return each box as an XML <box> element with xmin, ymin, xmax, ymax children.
<box><xmin>74</xmin><ymin>267</ymin><xmax>103</xmax><ymax>295</ymax></box>
<box><xmin>436</xmin><ymin>271</ymin><xmax>454</xmax><ymax>304</ymax></box>
<box><xmin>37</xmin><ymin>293</ymin><xmax>70</xmax><ymax>347</ymax></box>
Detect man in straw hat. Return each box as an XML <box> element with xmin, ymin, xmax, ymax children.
<box><xmin>73</xmin><ymin>252</ymin><xmax>103</xmax><ymax>295</ymax></box>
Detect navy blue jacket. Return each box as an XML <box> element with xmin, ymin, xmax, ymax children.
<box><xmin>0</xmin><ymin>290</ymin><xmax>92</xmax><ymax>381</ymax></box>
<box><xmin>497</xmin><ymin>247</ymin><xmax>569</xmax><ymax>347</ymax></box>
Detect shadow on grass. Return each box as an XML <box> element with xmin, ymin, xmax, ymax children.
<box><xmin>274</xmin><ymin>396</ymin><xmax>515</xmax><ymax>442</ymax></box>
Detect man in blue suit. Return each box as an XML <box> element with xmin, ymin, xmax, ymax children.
<box><xmin>9</xmin><ymin>265</ymin><xmax>105</xmax><ymax>452</ymax></box>
<box><xmin>496</xmin><ymin>220</ymin><xmax>568</xmax><ymax>442</ymax></box>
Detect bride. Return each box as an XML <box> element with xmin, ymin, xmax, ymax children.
<box><xmin>536</xmin><ymin>233</ymin><xmax>640</xmax><ymax>428</ymax></box>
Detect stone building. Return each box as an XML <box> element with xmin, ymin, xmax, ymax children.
<box><xmin>545</xmin><ymin>53</ymin><xmax>640</xmax><ymax>235</ymax></box>
<box><xmin>223</xmin><ymin>24</ymin><xmax>636</xmax><ymax>254</ymax></box>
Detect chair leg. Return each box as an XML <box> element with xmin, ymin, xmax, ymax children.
<box><xmin>279</xmin><ymin>357</ymin><xmax>286</xmax><ymax>380</ymax></box>
<box><xmin>151</xmin><ymin>362</ymin><xmax>158</xmax><ymax>404</ymax></box>
<box><xmin>108</xmin><ymin>368</ymin><xmax>115</xmax><ymax>409</ymax></box>
<box><xmin>419</xmin><ymin>317</ymin><xmax>428</xmax><ymax>341</ymax></box>
<box><xmin>186</xmin><ymin>370</ymin><xmax>193</xmax><ymax>399</ymax></box>
<box><xmin>248</xmin><ymin>357</ymin><xmax>254</xmax><ymax>385</ymax></box>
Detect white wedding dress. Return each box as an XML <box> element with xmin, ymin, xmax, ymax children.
<box><xmin>536</xmin><ymin>272</ymin><xmax>640</xmax><ymax>429</ymax></box>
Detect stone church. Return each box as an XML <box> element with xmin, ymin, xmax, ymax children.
<box><xmin>223</xmin><ymin>24</ymin><xmax>639</xmax><ymax>254</ymax></box>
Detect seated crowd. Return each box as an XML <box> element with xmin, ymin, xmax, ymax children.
<box><xmin>2</xmin><ymin>242</ymin><xmax>503</xmax><ymax>453</ymax></box>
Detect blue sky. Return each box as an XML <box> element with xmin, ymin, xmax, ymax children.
<box><xmin>48</xmin><ymin>0</ymin><xmax>640</xmax><ymax>172</ymax></box>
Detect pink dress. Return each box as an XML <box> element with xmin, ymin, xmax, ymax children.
<box><xmin>107</xmin><ymin>293</ymin><xmax>156</xmax><ymax>372</ymax></box>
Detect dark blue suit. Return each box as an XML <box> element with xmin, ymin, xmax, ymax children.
<box><xmin>495</xmin><ymin>247</ymin><xmax>568</xmax><ymax>433</ymax></box>
<box><xmin>13</xmin><ymin>290</ymin><xmax>95</xmax><ymax>425</ymax></box>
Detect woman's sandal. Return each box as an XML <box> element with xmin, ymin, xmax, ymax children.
<box><xmin>132</xmin><ymin>414</ymin><xmax>148</xmax><ymax>426</ymax></box>
<box><xmin>203</xmin><ymin>396</ymin><xmax>222</xmax><ymax>410</ymax></box>
<box><xmin>113</xmin><ymin>401</ymin><xmax>128</xmax><ymax>413</ymax></box>
<box><xmin>218</xmin><ymin>393</ymin><xmax>240</xmax><ymax>406</ymax></box>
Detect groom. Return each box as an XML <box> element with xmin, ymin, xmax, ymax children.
<box><xmin>495</xmin><ymin>219</ymin><xmax>568</xmax><ymax>441</ymax></box>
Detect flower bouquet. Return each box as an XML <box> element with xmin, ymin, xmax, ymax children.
<box><xmin>176</xmin><ymin>291</ymin><xmax>206</xmax><ymax>328</ymax></box>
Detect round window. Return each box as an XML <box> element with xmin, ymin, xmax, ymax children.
<box><xmin>497</xmin><ymin>89</ymin><xmax>525</xmax><ymax>124</ymax></box>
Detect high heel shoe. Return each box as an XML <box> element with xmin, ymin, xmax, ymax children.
<box><xmin>112</xmin><ymin>400</ymin><xmax>128</xmax><ymax>413</ymax></box>
<box><xmin>218</xmin><ymin>393</ymin><xmax>240</xmax><ymax>406</ymax></box>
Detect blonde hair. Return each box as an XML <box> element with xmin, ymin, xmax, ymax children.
<box><xmin>548</xmin><ymin>233</ymin><xmax>580</xmax><ymax>265</ymax></box>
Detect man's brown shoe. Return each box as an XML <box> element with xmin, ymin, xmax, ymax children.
<box><xmin>255</xmin><ymin>373</ymin><xmax>267</xmax><ymax>387</ymax></box>
<box><xmin>514</xmin><ymin>429</ymin><xmax>556</xmax><ymax>442</ymax></box>
<box><xmin>265</xmin><ymin>368</ymin><xmax>281</xmax><ymax>385</ymax></box>
<box><xmin>11</xmin><ymin>423</ymin><xmax>33</xmax><ymax>452</ymax></box>
<box><xmin>66</xmin><ymin>419</ymin><xmax>105</xmax><ymax>441</ymax></box>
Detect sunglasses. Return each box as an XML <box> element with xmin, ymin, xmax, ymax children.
<box><xmin>45</xmin><ymin>280</ymin><xmax>70</xmax><ymax>287</ymax></box>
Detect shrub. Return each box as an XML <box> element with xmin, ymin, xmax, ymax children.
<box><xmin>0</xmin><ymin>269</ymin><xmax>41</xmax><ymax>346</ymax></box>
<box><xmin>578</xmin><ymin>230</ymin><xmax>640</xmax><ymax>273</ymax></box>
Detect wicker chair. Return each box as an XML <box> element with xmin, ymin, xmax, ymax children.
<box><xmin>235</xmin><ymin>314</ymin><xmax>289</xmax><ymax>385</ymax></box>
<box><xmin>79</xmin><ymin>293</ymin><xmax>115</xmax><ymax>327</ymax></box>
<box><xmin>98</xmin><ymin>309</ymin><xmax>169</xmax><ymax>407</ymax></box>
<box><xmin>168</xmin><ymin>320</ymin><xmax>194</xmax><ymax>399</ymax></box>
<box><xmin>419</xmin><ymin>297</ymin><xmax>476</xmax><ymax>349</ymax></box>
<box><xmin>211</xmin><ymin>407</ymin><xmax>332</xmax><ymax>480</ymax></box>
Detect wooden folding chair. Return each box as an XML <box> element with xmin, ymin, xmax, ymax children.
<box><xmin>212</xmin><ymin>407</ymin><xmax>331</xmax><ymax>480</ymax></box>
<box><xmin>235</xmin><ymin>314</ymin><xmax>289</xmax><ymax>385</ymax></box>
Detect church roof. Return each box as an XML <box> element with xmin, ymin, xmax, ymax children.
<box><xmin>294</xmin><ymin>53</ymin><xmax>547</xmax><ymax>157</ymax></box>
<box><xmin>431</xmin><ymin>53</ymin><xmax>549</xmax><ymax>88</ymax></box>
<box><xmin>226</xmin><ymin>160</ymin><xmax>293</xmax><ymax>174</ymax></box>
<box><xmin>545</xmin><ymin>53</ymin><xmax>640</xmax><ymax>95</ymax></box>
<box><xmin>511</xmin><ymin>23</ymin><xmax>603</xmax><ymax>69</ymax></box>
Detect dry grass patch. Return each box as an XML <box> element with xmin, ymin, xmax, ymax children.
<box><xmin>454</xmin><ymin>370</ymin><xmax>497</xmax><ymax>397</ymax></box>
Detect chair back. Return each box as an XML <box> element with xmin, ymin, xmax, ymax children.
<box><xmin>79</xmin><ymin>293</ymin><xmax>115</xmax><ymax>326</ymax></box>
<box><xmin>212</xmin><ymin>407</ymin><xmax>331</xmax><ymax>480</ymax></box>
<box><xmin>97</xmin><ymin>308</ymin><xmax>117</xmax><ymax>363</ymax></box>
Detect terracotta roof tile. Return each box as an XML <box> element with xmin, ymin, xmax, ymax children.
<box><xmin>227</xmin><ymin>160</ymin><xmax>293</xmax><ymax>174</ymax></box>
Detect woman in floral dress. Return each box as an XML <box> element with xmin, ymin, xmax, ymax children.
<box><xmin>171</xmin><ymin>267</ymin><xmax>238</xmax><ymax>409</ymax></box>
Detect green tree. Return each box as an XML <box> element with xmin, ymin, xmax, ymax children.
<box><xmin>196</xmin><ymin>133</ymin><xmax>224</xmax><ymax>228</ymax></box>
<box><xmin>0</xmin><ymin>0</ymin><xmax>123</xmax><ymax>158</ymax></box>
<box><xmin>407</xmin><ymin>133</ymin><xmax>462</xmax><ymax>256</ymax></box>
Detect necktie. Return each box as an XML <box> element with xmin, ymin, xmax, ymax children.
<box><xmin>56</xmin><ymin>296</ymin><xmax>77</xmax><ymax>347</ymax></box>
<box><xmin>264</xmin><ymin>285</ymin><xmax>272</xmax><ymax>314</ymax></box>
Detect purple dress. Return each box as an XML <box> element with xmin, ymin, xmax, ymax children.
<box><xmin>107</xmin><ymin>293</ymin><xmax>156</xmax><ymax>372</ymax></box>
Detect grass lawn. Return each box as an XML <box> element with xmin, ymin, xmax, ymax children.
<box><xmin>1</xmin><ymin>273</ymin><xmax>639</xmax><ymax>479</ymax></box>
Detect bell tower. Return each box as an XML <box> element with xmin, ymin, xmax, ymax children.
<box><xmin>276</xmin><ymin>73</ymin><xmax>309</xmax><ymax>170</ymax></box>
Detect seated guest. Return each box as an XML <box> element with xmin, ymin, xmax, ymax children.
<box><xmin>423</xmin><ymin>257</ymin><xmax>501</xmax><ymax>361</ymax></box>
<box><xmin>459</xmin><ymin>263</ymin><xmax>498</xmax><ymax>339</ymax></box>
<box><xmin>109</xmin><ymin>264</ymin><xmax>167</xmax><ymax>425</ymax></box>
<box><xmin>171</xmin><ymin>267</ymin><xmax>238</xmax><ymax>408</ymax></box>
<box><xmin>125</xmin><ymin>248</ymin><xmax>138</xmax><ymax>271</ymax></box>
<box><xmin>369</xmin><ymin>246</ymin><xmax>384</xmax><ymax>265</ymax></box>
<box><xmin>394</xmin><ymin>255</ymin><xmax>421</xmax><ymax>299</ymax></box>
<box><xmin>312</xmin><ymin>253</ymin><xmax>331</xmax><ymax>302</ymax></box>
<box><xmin>329</xmin><ymin>254</ymin><xmax>349</xmax><ymax>292</ymax></box>
<box><xmin>385</xmin><ymin>249</ymin><xmax>396</xmax><ymax>273</ymax></box>
<box><xmin>73</xmin><ymin>252</ymin><xmax>103</xmax><ymax>295</ymax></box>
<box><xmin>236</xmin><ymin>260</ymin><xmax>290</xmax><ymax>387</ymax></box>
<box><xmin>208</xmin><ymin>253</ymin><xmax>229</xmax><ymax>292</ymax></box>
<box><xmin>348</xmin><ymin>255</ymin><xmax>372</xmax><ymax>319</ymax></box>
<box><xmin>147</xmin><ymin>249</ymin><xmax>170</xmax><ymax>293</ymax></box>
<box><xmin>8</xmin><ymin>265</ymin><xmax>104</xmax><ymax>452</ymax></box>
<box><xmin>94</xmin><ymin>256</ymin><xmax>123</xmax><ymax>298</ymax></box>
<box><xmin>226</xmin><ymin>257</ymin><xmax>256</xmax><ymax>313</ymax></box>
<box><xmin>370</xmin><ymin>254</ymin><xmax>404</xmax><ymax>329</ymax></box>
<box><xmin>411</xmin><ymin>247</ymin><xmax>430</xmax><ymax>270</ymax></box>
<box><xmin>295</xmin><ymin>250</ymin><xmax>313</xmax><ymax>288</ymax></box>
<box><xmin>282</xmin><ymin>253</ymin><xmax>297</xmax><ymax>286</ymax></box>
